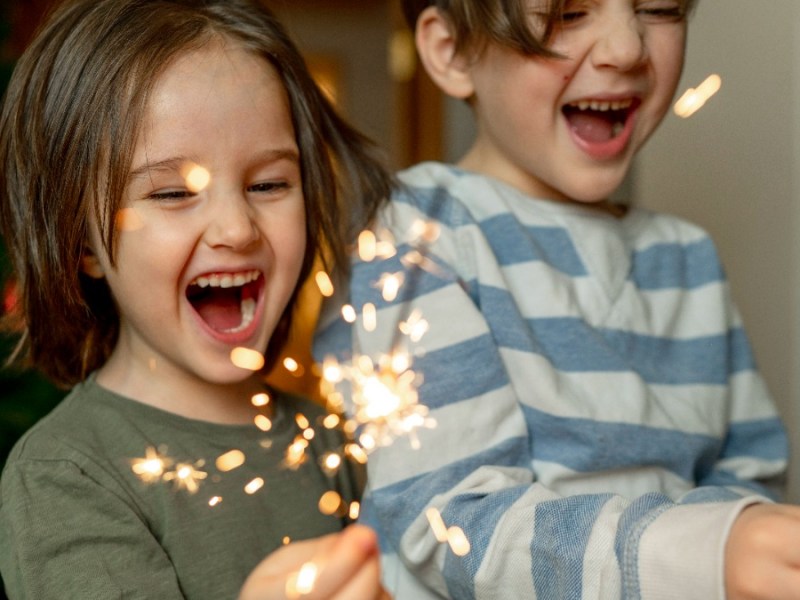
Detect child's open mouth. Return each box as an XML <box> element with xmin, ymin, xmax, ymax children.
<box><xmin>562</xmin><ymin>98</ymin><xmax>639</xmax><ymax>149</ymax></box>
<box><xmin>186</xmin><ymin>269</ymin><xmax>262</xmax><ymax>335</ymax></box>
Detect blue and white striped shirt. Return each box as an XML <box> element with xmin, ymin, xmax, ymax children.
<box><xmin>315</xmin><ymin>162</ymin><xmax>787</xmax><ymax>599</ymax></box>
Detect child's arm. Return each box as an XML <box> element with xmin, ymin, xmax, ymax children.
<box><xmin>239</xmin><ymin>525</ymin><xmax>390</xmax><ymax>600</ymax></box>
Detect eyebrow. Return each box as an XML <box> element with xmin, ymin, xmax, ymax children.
<box><xmin>127</xmin><ymin>148</ymin><xmax>301</xmax><ymax>182</ymax></box>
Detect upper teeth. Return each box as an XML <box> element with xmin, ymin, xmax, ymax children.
<box><xmin>191</xmin><ymin>269</ymin><xmax>260</xmax><ymax>289</ymax></box>
<box><xmin>569</xmin><ymin>99</ymin><xmax>633</xmax><ymax>111</ymax></box>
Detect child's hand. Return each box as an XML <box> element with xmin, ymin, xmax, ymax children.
<box><xmin>725</xmin><ymin>503</ymin><xmax>800</xmax><ymax>599</ymax></box>
<box><xmin>238</xmin><ymin>524</ymin><xmax>390</xmax><ymax>600</ymax></box>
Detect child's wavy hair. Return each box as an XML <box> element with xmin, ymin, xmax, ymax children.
<box><xmin>0</xmin><ymin>0</ymin><xmax>393</xmax><ymax>388</ymax></box>
<box><xmin>402</xmin><ymin>0</ymin><xmax>698</xmax><ymax>59</ymax></box>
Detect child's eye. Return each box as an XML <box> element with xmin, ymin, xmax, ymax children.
<box><xmin>148</xmin><ymin>189</ymin><xmax>194</xmax><ymax>202</ymax></box>
<box><xmin>561</xmin><ymin>11</ymin><xmax>587</xmax><ymax>23</ymax></box>
<box><xmin>636</xmin><ymin>2</ymin><xmax>686</xmax><ymax>22</ymax></box>
<box><xmin>248</xmin><ymin>181</ymin><xmax>290</xmax><ymax>194</ymax></box>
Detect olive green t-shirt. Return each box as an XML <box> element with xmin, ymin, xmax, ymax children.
<box><xmin>0</xmin><ymin>375</ymin><xmax>363</xmax><ymax>599</ymax></box>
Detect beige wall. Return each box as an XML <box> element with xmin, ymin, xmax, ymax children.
<box><xmin>635</xmin><ymin>0</ymin><xmax>800</xmax><ymax>500</ymax></box>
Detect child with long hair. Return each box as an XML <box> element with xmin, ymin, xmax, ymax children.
<box><xmin>0</xmin><ymin>0</ymin><xmax>392</xmax><ymax>598</ymax></box>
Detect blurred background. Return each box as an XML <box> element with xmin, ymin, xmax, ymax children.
<box><xmin>0</xmin><ymin>3</ymin><xmax>797</xmax><ymax>588</ymax></box>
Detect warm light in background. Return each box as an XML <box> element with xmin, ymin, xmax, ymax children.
<box><xmin>674</xmin><ymin>74</ymin><xmax>722</xmax><ymax>118</ymax></box>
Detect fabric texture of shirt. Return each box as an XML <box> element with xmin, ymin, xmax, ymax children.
<box><xmin>314</xmin><ymin>162</ymin><xmax>788</xmax><ymax>600</ymax></box>
<box><xmin>0</xmin><ymin>373</ymin><xmax>362</xmax><ymax>599</ymax></box>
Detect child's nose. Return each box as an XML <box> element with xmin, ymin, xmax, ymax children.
<box><xmin>204</xmin><ymin>194</ymin><xmax>259</xmax><ymax>250</ymax></box>
<box><xmin>591</xmin><ymin>14</ymin><xmax>647</xmax><ymax>71</ymax></box>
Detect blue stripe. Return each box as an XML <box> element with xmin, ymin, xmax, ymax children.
<box><xmin>362</xmin><ymin>437</ymin><xmax>531</xmax><ymax>554</ymax></box>
<box><xmin>442</xmin><ymin>486</ymin><xmax>529</xmax><ymax>600</ymax></box>
<box><xmin>480</xmin><ymin>214</ymin><xmax>588</xmax><ymax>276</ymax></box>
<box><xmin>479</xmin><ymin>285</ymin><xmax>756</xmax><ymax>384</ymax></box>
<box><xmin>532</xmin><ymin>494</ymin><xmax>612</xmax><ymax>599</ymax></box>
<box><xmin>414</xmin><ymin>334</ymin><xmax>509</xmax><ymax>409</ymax></box>
<box><xmin>521</xmin><ymin>405</ymin><xmax>722</xmax><ymax>481</ymax></box>
<box><xmin>631</xmin><ymin>238</ymin><xmax>725</xmax><ymax>290</ymax></box>
<box><xmin>393</xmin><ymin>182</ymin><xmax>479</xmax><ymax>229</ymax></box>
<box><xmin>721</xmin><ymin>417</ymin><xmax>788</xmax><ymax>461</ymax></box>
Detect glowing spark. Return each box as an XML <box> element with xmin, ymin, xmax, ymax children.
<box><xmin>323</xmin><ymin>413</ymin><xmax>340</xmax><ymax>429</ymax></box>
<box><xmin>344</xmin><ymin>443</ymin><xmax>368</xmax><ymax>464</ymax></box>
<box><xmin>341</xmin><ymin>304</ymin><xmax>357</xmax><ymax>323</ymax></box>
<box><xmin>131</xmin><ymin>447</ymin><xmax>170</xmax><ymax>483</ymax></box>
<box><xmin>215</xmin><ymin>449</ymin><xmax>246</xmax><ymax>472</ymax></box>
<box><xmin>399</xmin><ymin>309</ymin><xmax>429</xmax><ymax>343</ymax></box>
<box><xmin>251</xmin><ymin>392</ymin><xmax>270</xmax><ymax>407</ymax></box>
<box><xmin>322</xmin><ymin>353</ymin><xmax>435</xmax><ymax>451</ymax></box>
<box><xmin>674</xmin><ymin>74</ymin><xmax>722</xmax><ymax>118</ymax></box>
<box><xmin>322</xmin><ymin>452</ymin><xmax>341</xmax><ymax>472</ymax></box>
<box><xmin>362</xmin><ymin>303</ymin><xmax>377</xmax><ymax>332</ymax></box>
<box><xmin>209</xmin><ymin>496</ymin><xmax>223</xmax><ymax>507</ymax></box>
<box><xmin>318</xmin><ymin>490</ymin><xmax>344</xmax><ymax>515</ymax></box>
<box><xmin>283</xmin><ymin>536</ymin><xmax>291</xmax><ymax>545</ymax></box>
<box><xmin>285</xmin><ymin>438</ymin><xmax>309</xmax><ymax>469</ymax></box>
<box><xmin>295</xmin><ymin>413</ymin><xmax>310</xmax><ymax>429</ymax></box>
<box><xmin>378</xmin><ymin>272</ymin><xmax>404</xmax><ymax>302</ymax></box>
<box><xmin>447</xmin><ymin>526</ymin><xmax>471</xmax><ymax>556</ymax></box>
<box><xmin>358</xmin><ymin>230</ymin><xmax>377</xmax><ymax>262</ymax></box>
<box><xmin>302</xmin><ymin>428</ymin><xmax>315</xmax><ymax>441</ymax></box>
<box><xmin>284</xmin><ymin>357</ymin><xmax>300</xmax><ymax>373</ymax></box>
<box><xmin>315</xmin><ymin>271</ymin><xmax>335</xmax><ymax>297</ymax></box>
<box><xmin>409</xmin><ymin>219</ymin><xmax>440</xmax><ymax>244</ymax></box>
<box><xmin>349</xmin><ymin>501</ymin><xmax>361</xmax><ymax>520</ymax></box>
<box><xmin>115</xmin><ymin>208</ymin><xmax>144</xmax><ymax>232</ymax></box>
<box><xmin>181</xmin><ymin>162</ymin><xmax>211</xmax><ymax>192</ymax></box>
<box><xmin>244</xmin><ymin>477</ymin><xmax>265</xmax><ymax>495</ymax></box>
<box><xmin>163</xmin><ymin>462</ymin><xmax>207</xmax><ymax>494</ymax></box>
<box><xmin>230</xmin><ymin>347</ymin><xmax>265</xmax><ymax>371</ymax></box>
<box><xmin>286</xmin><ymin>561</ymin><xmax>318</xmax><ymax>598</ymax></box>
<box><xmin>426</xmin><ymin>507</ymin><xmax>449</xmax><ymax>542</ymax></box>
<box><xmin>254</xmin><ymin>414</ymin><xmax>273</xmax><ymax>432</ymax></box>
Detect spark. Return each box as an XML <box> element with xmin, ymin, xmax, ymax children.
<box><xmin>254</xmin><ymin>414</ymin><xmax>273</xmax><ymax>432</ymax></box>
<box><xmin>349</xmin><ymin>501</ymin><xmax>361</xmax><ymax>520</ymax></box>
<box><xmin>215</xmin><ymin>449</ymin><xmax>246</xmax><ymax>472</ymax></box>
<box><xmin>163</xmin><ymin>462</ymin><xmax>208</xmax><ymax>494</ymax></box>
<box><xmin>230</xmin><ymin>347</ymin><xmax>265</xmax><ymax>371</ymax></box>
<box><xmin>181</xmin><ymin>162</ymin><xmax>211</xmax><ymax>192</ymax></box>
<box><xmin>209</xmin><ymin>496</ymin><xmax>223</xmax><ymax>507</ymax></box>
<box><xmin>674</xmin><ymin>74</ymin><xmax>722</xmax><ymax>118</ymax></box>
<box><xmin>362</xmin><ymin>303</ymin><xmax>377</xmax><ymax>332</ymax></box>
<box><xmin>323</xmin><ymin>413</ymin><xmax>341</xmax><ymax>429</ymax></box>
<box><xmin>318</xmin><ymin>490</ymin><xmax>343</xmax><ymax>515</ymax></box>
<box><xmin>321</xmin><ymin>452</ymin><xmax>341</xmax><ymax>473</ymax></box>
<box><xmin>131</xmin><ymin>446</ymin><xmax>171</xmax><ymax>483</ymax></box>
<box><xmin>285</xmin><ymin>437</ymin><xmax>309</xmax><ymax>469</ymax></box>
<box><xmin>315</xmin><ymin>271</ymin><xmax>335</xmax><ymax>297</ymax></box>
<box><xmin>244</xmin><ymin>477</ymin><xmax>265</xmax><ymax>495</ymax></box>
<box><xmin>251</xmin><ymin>392</ymin><xmax>270</xmax><ymax>407</ymax></box>
<box><xmin>358</xmin><ymin>230</ymin><xmax>377</xmax><ymax>262</ymax></box>
<box><xmin>321</xmin><ymin>351</ymin><xmax>435</xmax><ymax>451</ymax></box>
<box><xmin>378</xmin><ymin>272</ymin><xmax>404</xmax><ymax>302</ymax></box>
<box><xmin>425</xmin><ymin>507</ymin><xmax>471</xmax><ymax>556</ymax></box>
<box><xmin>341</xmin><ymin>304</ymin><xmax>357</xmax><ymax>323</ymax></box>
<box><xmin>286</xmin><ymin>561</ymin><xmax>318</xmax><ymax>598</ymax></box>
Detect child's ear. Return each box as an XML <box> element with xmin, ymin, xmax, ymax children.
<box><xmin>415</xmin><ymin>6</ymin><xmax>475</xmax><ymax>100</ymax></box>
<box><xmin>80</xmin><ymin>245</ymin><xmax>105</xmax><ymax>279</ymax></box>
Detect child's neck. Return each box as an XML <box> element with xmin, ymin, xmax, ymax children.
<box><xmin>94</xmin><ymin>358</ymin><xmax>269</xmax><ymax>425</ymax></box>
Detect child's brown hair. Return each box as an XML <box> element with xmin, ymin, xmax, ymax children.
<box><xmin>0</xmin><ymin>0</ymin><xmax>392</xmax><ymax>388</ymax></box>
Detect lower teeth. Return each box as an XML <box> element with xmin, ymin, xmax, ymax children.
<box><xmin>224</xmin><ymin>298</ymin><xmax>256</xmax><ymax>333</ymax></box>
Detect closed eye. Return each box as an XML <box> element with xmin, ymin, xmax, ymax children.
<box><xmin>148</xmin><ymin>189</ymin><xmax>195</xmax><ymax>201</ymax></box>
<box><xmin>248</xmin><ymin>181</ymin><xmax>291</xmax><ymax>194</ymax></box>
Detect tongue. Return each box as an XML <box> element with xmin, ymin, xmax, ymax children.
<box><xmin>567</xmin><ymin>111</ymin><xmax>616</xmax><ymax>143</ymax></box>
<box><xmin>194</xmin><ymin>288</ymin><xmax>242</xmax><ymax>332</ymax></box>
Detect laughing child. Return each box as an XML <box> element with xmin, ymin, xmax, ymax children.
<box><xmin>315</xmin><ymin>1</ymin><xmax>799</xmax><ymax>598</ymax></box>
<box><xmin>0</xmin><ymin>0</ymin><xmax>394</xmax><ymax>598</ymax></box>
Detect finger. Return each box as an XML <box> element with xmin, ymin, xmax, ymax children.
<box><xmin>327</xmin><ymin>552</ymin><xmax>384</xmax><ymax>600</ymax></box>
<box><xmin>307</xmin><ymin>525</ymin><xmax>380</xmax><ymax>597</ymax></box>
